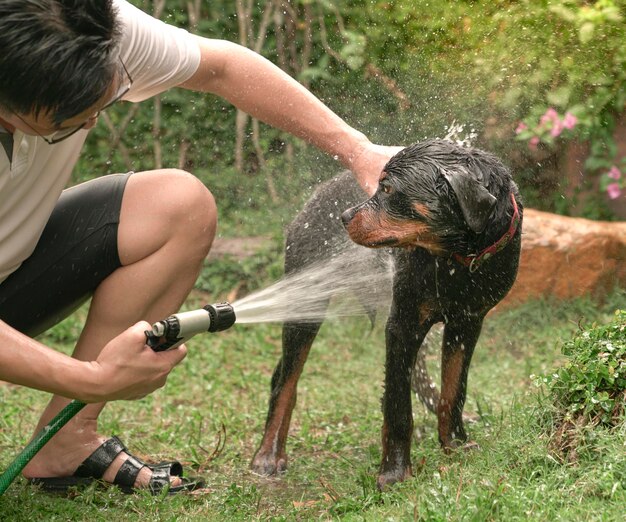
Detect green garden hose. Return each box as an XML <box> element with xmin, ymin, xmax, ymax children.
<box><xmin>0</xmin><ymin>400</ymin><xmax>86</xmax><ymax>495</ymax></box>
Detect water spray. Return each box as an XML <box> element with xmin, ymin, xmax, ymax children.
<box><xmin>0</xmin><ymin>249</ymin><xmax>393</xmax><ymax>495</ymax></box>
<box><xmin>0</xmin><ymin>302</ymin><xmax>236</xmax><ymax>496</ymax></box>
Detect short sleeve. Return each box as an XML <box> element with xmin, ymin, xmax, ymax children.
<box><xmin>114</xmin><ymin>0</ymin><xmax>201</xmax><ymax>102</ymax></box>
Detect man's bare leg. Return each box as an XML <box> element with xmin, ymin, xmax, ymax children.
<box><xmin>23</xmin><ymin>169</ymin><xmax>216</xmax><ymax>488</ymax></box>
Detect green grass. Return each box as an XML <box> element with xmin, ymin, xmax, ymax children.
<box><xmin>0</xmin><ymin>285</ymin><xmax>624</xmax><ymax>520</ymax></box>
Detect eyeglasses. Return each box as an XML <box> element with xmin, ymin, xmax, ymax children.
<box><xmin>17</xmin><ymin>59</ymin><xmax>132</xmax><ymax>145</ymax></box>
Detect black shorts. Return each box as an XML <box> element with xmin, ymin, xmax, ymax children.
<box><xmin>0</xmin><ymin>173</ymin><xmax>132</xmax><ymax>338</ymax></box>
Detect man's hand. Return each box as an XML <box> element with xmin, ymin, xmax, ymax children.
<box><xmin>348</xmin><ymin>143</ymin><xmax>405</xmax><ymax>196</ymax></box>
<box><xmin>85</xmin><ymin>322</ymin><xmax>187</xmax><ymax>403</ymax></box>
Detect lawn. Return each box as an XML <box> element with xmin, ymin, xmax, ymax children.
<box><xmin>0</xmin><ymin>269</ymin><xmax>624</xmax><ymax>521</ymax></box>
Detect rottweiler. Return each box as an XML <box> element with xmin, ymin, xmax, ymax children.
<box><xmin>251</xmin><ymin>139</ymin><xmax>523</xmax><ymax>490</ymax></box>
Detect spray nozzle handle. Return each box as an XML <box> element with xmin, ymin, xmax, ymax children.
<box><xmin>144</xmin><ymin>317</ymin><xmax>178</xmax><ymax>352</ymax></box>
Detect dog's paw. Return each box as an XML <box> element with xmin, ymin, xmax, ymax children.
<box><xmin>461</xmin><ymin>440</ymin><xmax>480</xmax><ymax>452</ymax></box>
<box><xmin>442</xmin><ymin>438</ymin><xmax>480</xmax><ymax>454</ymax></box>
<box><xmin>250</xmin><ymin>451</ymin><xmax>288</xmax><ymax>477</ymax></box>
<box><xmin>376</xmin><ymin>465</ymin><xmax>413</xmax><ymax>491</ymax></box>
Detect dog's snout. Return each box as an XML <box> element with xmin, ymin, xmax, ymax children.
<box><xmin>341</xmin><ymin>207</ymin><xmax>356</xmax><ymax>227</ymax></box>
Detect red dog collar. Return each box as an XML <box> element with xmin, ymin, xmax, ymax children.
<box><xmin>452</xmin><ymin>193</ymin><xmax>520</xmax><ymax>273</ymax></box>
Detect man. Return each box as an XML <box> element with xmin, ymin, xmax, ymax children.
<box><xmin>0</xmin><ymin>0</ymin><xmax>399</xmax><ymax>493</ymax></box>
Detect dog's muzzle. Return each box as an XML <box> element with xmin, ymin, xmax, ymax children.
<box><xmin>341</xmin><ymin>207</ymin><xmax>357</xmax><ymax>227</ymax></box>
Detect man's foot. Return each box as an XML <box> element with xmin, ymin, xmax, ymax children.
<box><xmin>23</xmin><ymin>435</ymin><xmax>202</xmax><ymax>494</ymax></box>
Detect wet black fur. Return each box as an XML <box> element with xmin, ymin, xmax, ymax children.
<box><xmin>251</xmin><ymin>139</ymin><xmax>523</xmax><ymax>490</ymax></box>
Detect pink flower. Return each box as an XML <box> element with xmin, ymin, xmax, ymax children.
<box><xmin>528</xmin><ymin>136</ymin><xmax>540</xmax><ymax>150</ymax></box>
<box><xmin>540</xmin><ymin>108</ymin><xmax>559</xmax><ymax>126</ymax></box>
<box><xmin>515</xmin><ymin>122</ymin><xmax>528</xmax><ymax>134</ymax></box>
<box><xmin>562</xmin><ymin>112</ymin><xmax>577</xmax><ymax>130</ymax></box>
<box><xmin>608</xmin><ymin>166</ymin><xmax>621</xmax><ymax>180</ymax></box>
<box><xmin>550</xmin><ymin>119</ymin><xmax>564</xmax><ymax>138</ymax></box>
<box><xmin>606</xmin><ymin>183</ymin><xmax>622</xmax><ymax>200</ymax></box>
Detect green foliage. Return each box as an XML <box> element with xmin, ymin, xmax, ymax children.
<box><xmin>74</xmin><ymin>0</ymin><xmax>625</xmax><ymax>221</ymax></box>
<box><xmin>483</xmin><ymin>1</ymin><xmax>625</xmax><ymax>113</ymax></box>
<box><xmin>543</xmin><ymin>310</ymin><xmax>626</xmax><ymax>425</ymax></box>
<box><xmin>335</xmin><ymin>0</ymin><xmax>626</xmax><ymax>212</ymax></box>
<box><xmin>194</xmin><ymin>242</ymin><xmax>284</xmax><ymax>299</ymax></box>
<box><xmin>489</xmin><ymin>0</ymin><xmax>626</xmax><ymax>202</ymax></box>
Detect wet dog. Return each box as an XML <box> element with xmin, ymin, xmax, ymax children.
<box><xmin>251</xmin><ymin>139</ymin><xmax>523</xmax><ymax>489</ymax></box>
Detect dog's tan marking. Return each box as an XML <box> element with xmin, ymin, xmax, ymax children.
<box><xmin>412</xmin><ymin>202</ymin><xmax>431</xmax><ymax>217</ymax></box>
<box><xmin>347</xmin><ymin>209</ymin><xmax>446</xmax><ymax>254</ymax></box>
<box><xmin>344</xmin><ymin>209</ymin><xmax>383</xmax><ymax>244</ymax></box>
<box><xmin>418</xmin><ymin>303</ymin><xmax>436</xmax><ymax>325</ymax></box>
<box><xmin>438</xmin><ymin>349</ymin><xmax>464</xmax><ymax>448</ymax></box>
<box><xmin>253</xmin><ymin>344</ymin><xmax>313</xmax><ymax>470</ymax></box>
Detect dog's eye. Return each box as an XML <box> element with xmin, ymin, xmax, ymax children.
<box><xmin>381</xmin><ymin>183</ymin><xmax>393</xmax><ymax>195</ymax></box>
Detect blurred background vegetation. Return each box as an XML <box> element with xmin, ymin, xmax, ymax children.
<box><xmin>78</xmin><ymin>0</ymin><xmax>626</xmax><ymax>234</ymax></box>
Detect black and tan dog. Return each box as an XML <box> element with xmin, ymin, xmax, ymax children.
<box><xmin>251</xmin><ymin>139</ymin><xmax>523</xmax><ymax>489</ymax></box>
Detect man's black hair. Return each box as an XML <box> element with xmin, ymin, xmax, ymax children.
<box><xmin>0</xmin><ymin>0</ymin><xmax>121</xmax><ymax>124</ymax></box>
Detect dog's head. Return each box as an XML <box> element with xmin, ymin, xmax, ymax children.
<box><xmin>341</xmin><ymin>139</ymin><xmax>512</xmax><ymax>254</ymax></box>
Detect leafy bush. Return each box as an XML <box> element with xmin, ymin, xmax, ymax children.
<box><xmin>537</xmin><ymin>309</ymin><xmax>626</xmax><ymax>462</ymax></box>
<box><xmin>545</xmin><ymin>309</ymin><xmax>626</xmax><ymax>425</ymax></box>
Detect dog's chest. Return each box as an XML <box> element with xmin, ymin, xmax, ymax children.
<box><xmin>392</xmin><ymin>250</ymin><xmax>512</xmax><ymax>318</ymax></box>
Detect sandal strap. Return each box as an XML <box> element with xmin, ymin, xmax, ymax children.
<box><xmin>150</xmin><ymin>461</ymin><xmax>183</xmax><ymax>477</ymax></box>
<box><xmin>113</xmin><ymin>454</ymin><xmax>146</xmax><ymax>489</ymax></box>
<box><xmin>115</xmin><ymin>459</ymin><xmax>183</xmax><ymax>493</ymax></box>
<box><xmin>148</xmin><ymin>466</ymin><xmax>172</xmax><ymax>494</ymax></box>
<box><xmin>74</xmin><ymin>436</ymin><xmax>127</xmax><ymax>479</ymax></box>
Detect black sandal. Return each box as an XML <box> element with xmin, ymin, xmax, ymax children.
<box><xmin>29</xmin><ymin>436</ymin><xmax>205</xmax><ymax>494</ymax></box>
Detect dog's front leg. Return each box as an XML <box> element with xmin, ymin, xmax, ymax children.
<box><xmin>377</xmin><ymin>313</ymin><xmax>430</xmax><ymax>490</ymax></box>
<box><xmin>438</xmin><ymin>317</ymin><xmax>483</xmax><ymax>451</ymax></box>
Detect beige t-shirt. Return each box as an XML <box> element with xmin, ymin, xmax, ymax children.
<box><xmin>0</xmin><ymin>0</ymin><xmax>201</xmax><ymax>283</ymax></box>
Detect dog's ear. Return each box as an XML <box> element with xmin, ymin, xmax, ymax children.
<box><xmin>441</xmin><ymin>170</ymin><xmax>497</xmax><ymax>234</ymax></box>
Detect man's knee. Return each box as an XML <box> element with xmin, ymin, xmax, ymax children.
<box><xmin>159</xmin><ymin>168</ymin><xmax>216</xmax><ymax>220</ymax></box>
<box><xmin>158</xmin><ymin>169</ymin><xmax>217</xmax><ymax>249</ymax></box>
<box><xmin>123</xmin><ymin>169</ymin><xmax>217</xmax><ymax>259</ymax></box>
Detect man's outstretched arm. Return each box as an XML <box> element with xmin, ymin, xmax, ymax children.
<box><xmin>180</xmin><ymin>37</ymin><xmax>402</xmax><ymax>194</ymax></box>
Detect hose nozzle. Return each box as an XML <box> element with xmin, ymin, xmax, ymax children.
<box><xmin>145</xmin><ymin>302</ymin><xmax>236</xmax><ymax>351</ymax></box>
<box><xmin>204</xmin><ymin>302</ymin><xmax>236</xmax><ymax>332</ymax></box>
